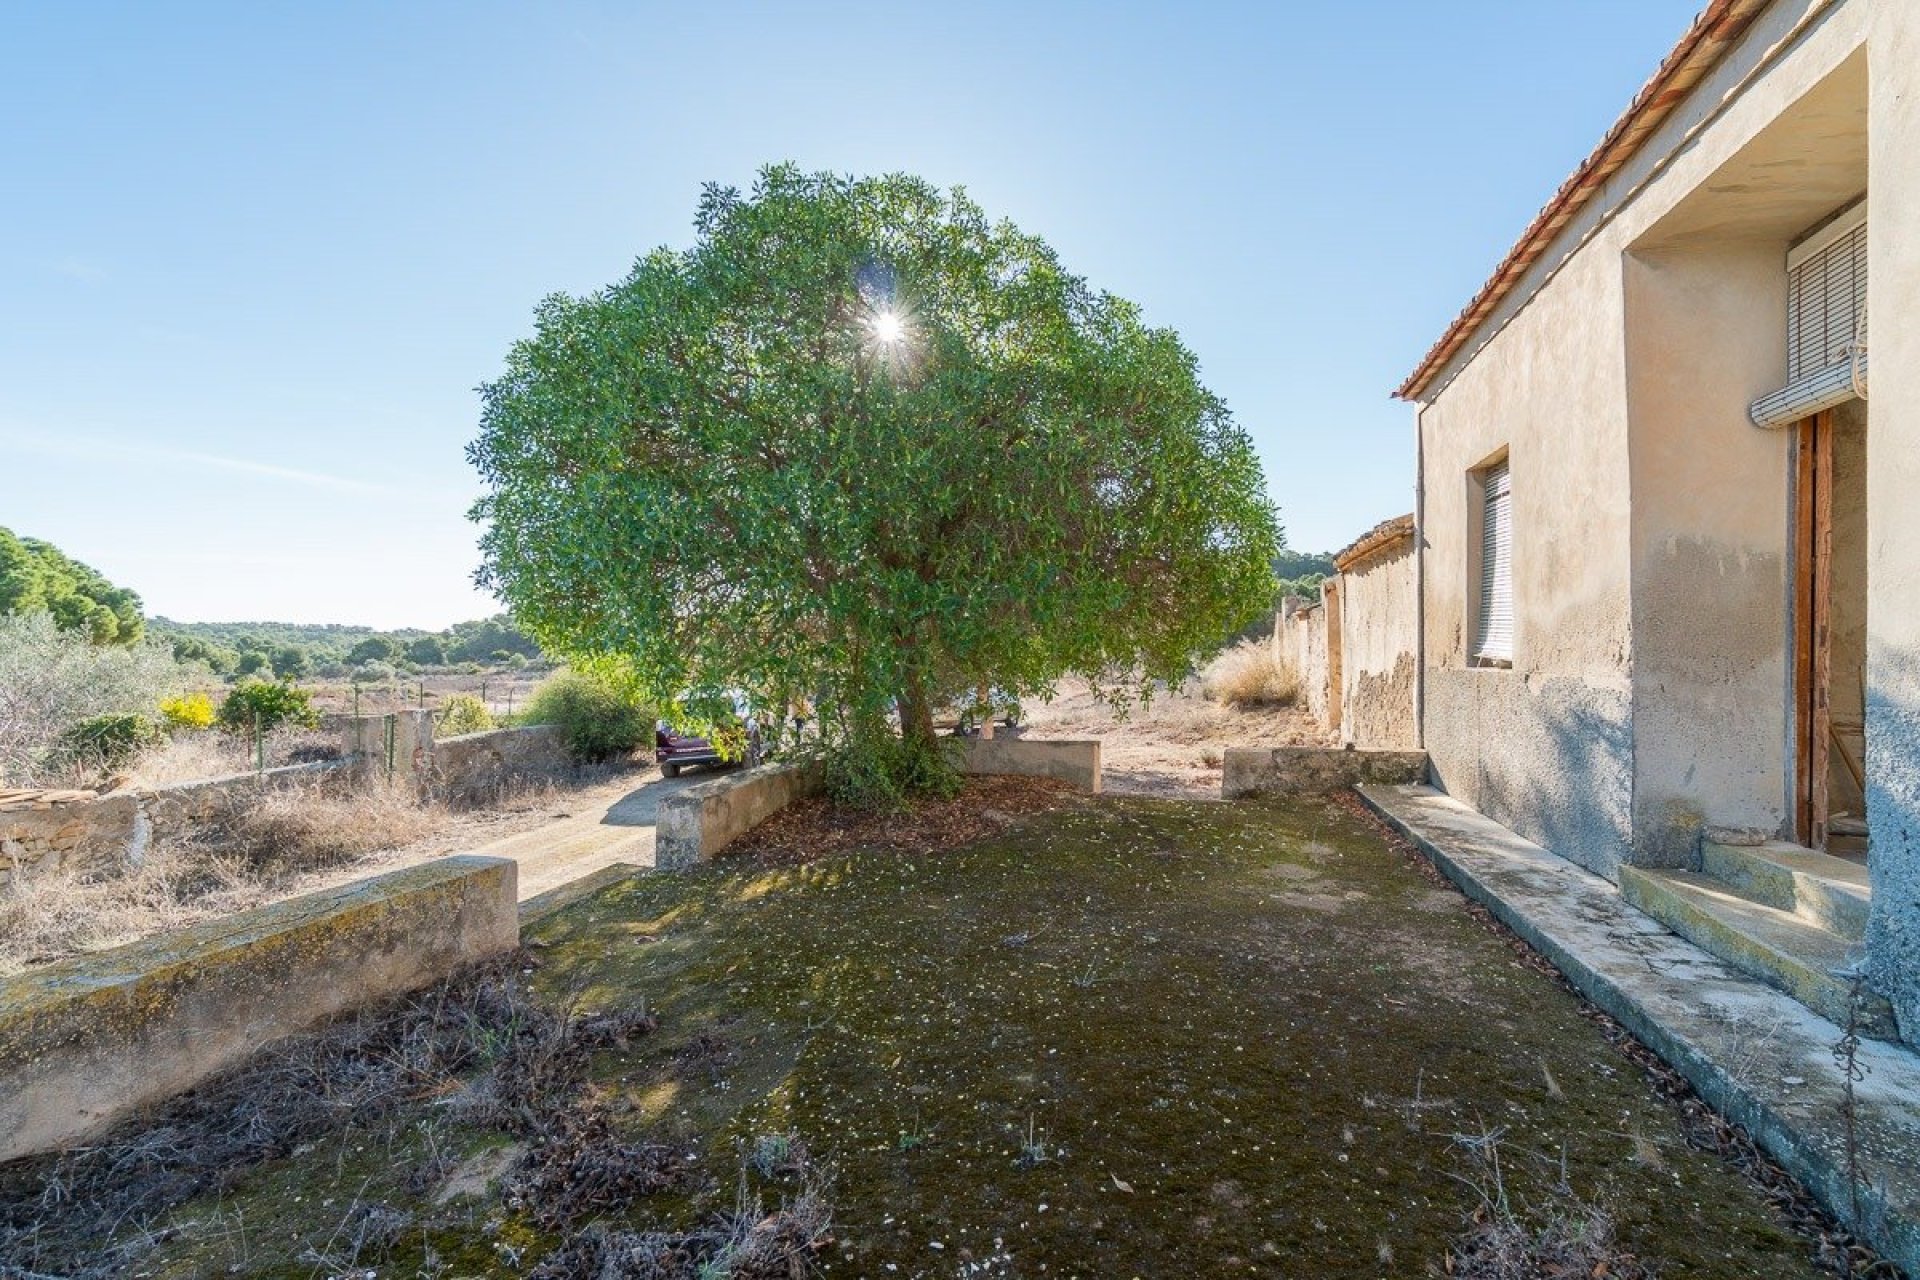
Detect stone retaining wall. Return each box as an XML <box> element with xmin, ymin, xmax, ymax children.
<box><xmin>0</xmin><ymin>762</ymin><xmax>346</xmax><ymax>886</ymax></box>
<box><xmin>0</xmin><ymin>855</ymin><xmax>518</xmax><ymax>1161</ymax></box>
<box><xmin>1222</xmin><ymin>747</ymin><xmax>1429</xmax><ymax>799</ymax></box>
<box><xmin>431</xmin><ymin>724</ymin><xmax>571</xmax><ymax>805</ymax></box>
<box><xmin>2</xmin><ymin>715</ymin><xmax>579</xmax><ymax>887</ymax></box>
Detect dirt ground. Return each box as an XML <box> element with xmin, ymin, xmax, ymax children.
<box><xmin>1018</xmin><ymin>674</ymin><xmax>1331</xmax><ymax>797</ymax></box>
<box><xmin>8</xmin><ymin>795</ymin><xmax>1831</xmax><ymax>1278</ymax></box>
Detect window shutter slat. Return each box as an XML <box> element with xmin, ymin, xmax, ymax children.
<box><xmin>1788</xmin><ymin>219</ymin><xmax>1867</xmax><ymax>381</ymax></box>
<box><xmin>1475</xmin><ymin>462</ymin><xmax>1513</xmax><ymax>662</ymax></box>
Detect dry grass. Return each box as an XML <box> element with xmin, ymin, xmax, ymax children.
<box><xmin>221</xmin><ymin>784</ymin><xmax>445</xmax><ymax>874</ymax></box>
<box><xmin>118</xmin><ymin>728</ymin><xmax>339</xmax><ymax>789</ymax></box>
<box><xmin>1200</xmin><ymin>639</ymin><xmax>1300</xmax><ymax>708</ymax></box>
<box><xmin>0</xmin><ymin>784</ymin><xmax>451</xmax><ymax>975</ymax></box>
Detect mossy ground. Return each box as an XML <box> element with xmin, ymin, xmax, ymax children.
<box><xmin>121</xmin><ymin>795</ymin><xmax>1821</xmax><ymax>1277</ymax></box>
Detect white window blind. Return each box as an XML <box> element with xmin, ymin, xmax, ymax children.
<box><xmin>1787</xmin><ymin>214</ymin><xmax>1867</xmax><ymax>383</ymax></box>
<box><xmin>1750</xmin><ymin>205</ymin><xmax>1868</xmax><ymax>429</ymax></box>
<box><xmin>1475</xmin><ymin>462</ymin><xmax>1513</xmax><ymax>663</ymax></box>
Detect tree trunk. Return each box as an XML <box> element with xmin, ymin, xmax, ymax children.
<box><xmin>897</xmin><ymin>669</ymin><xmax>937</xmax><ymax>751</ymax></box>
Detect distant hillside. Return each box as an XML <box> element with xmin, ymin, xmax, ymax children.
<box><xmin>152</xmin><ymin>614</ymin><xmax>542</xmax><ymax>674</ymax></box>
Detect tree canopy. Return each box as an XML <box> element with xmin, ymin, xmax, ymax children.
<box><xmin>470</xmin><ymin>166</ymin><xmax>1279</xmax><ymax>799</ymax></box>
<box><xmin>0</xmin><ymin>526</ymin><xmax>144</xmax><ymax>646</ymax></box>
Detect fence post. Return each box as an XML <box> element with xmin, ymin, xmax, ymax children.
<box><xmin>254</xmin><ymin>715</ymin><xmax>264</xmax><ymax>774</ymax></box>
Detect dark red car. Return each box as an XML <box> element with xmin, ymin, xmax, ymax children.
<box><xmin>655</xmin><ymin>726</ymin><xmax>725</xmax><ymax>778</ymax></box>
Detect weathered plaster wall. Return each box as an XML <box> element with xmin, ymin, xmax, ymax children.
<box><xmin>1412</xmin><ymin>2</ymin><xmax>1875</xmax><ymax>881</ymax></box>
<box><xmin>1623</xmin><ymin>242</ymin><xmax>1795</xmax><ymax>865</ymax></box>
<box><xmin>1863</xmin><ymin>0</ymin><xmax>1920</xmax><ymax>1045</ymax></box>
<box><xmin>1415</xmin><ymin>231</ymin><xmax>1636</xmax><ymax>877</ymax></box>
<box><xmin>1338</xmin><ymin>542</ymin><xmax>1418</xmax><ymax>750</ymax></box>
<box><xmin>1279</xmin><ymin>600</ymin><xmax>1331</xmax><ymax>726</ymax></box>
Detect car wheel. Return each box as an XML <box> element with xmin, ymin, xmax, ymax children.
<box><xmin>662</xmin><ymin>762</ymin><xmax>680</xmax><ymax>778</ymax></box>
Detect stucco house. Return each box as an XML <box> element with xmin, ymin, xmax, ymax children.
<box><xmin>1395</xmin><ymin>0</ymin><xmax>1920</xmax><ymax>1043</ymax></box>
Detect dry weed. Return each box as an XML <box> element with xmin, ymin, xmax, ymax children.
<box><xmin>0</xmin><ymin>785</ymin><xmax>450</xmax><ymax>974</ymax></box>
<box><xmin>1201</xmin><ymin>640</ymin><xmax>1300</xmax><ymax>708</ymax></box>
<box><xmin>222</xmin><ymin>784</ymin><xmax>447</xmax><ymax>874</ymax></box>
<box><xmin>0</xmin><ymin>956</ymin><xmax>664</xmax><ymax>1278</ymax></box>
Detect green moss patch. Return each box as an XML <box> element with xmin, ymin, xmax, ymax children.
<box><xmin>15</xmin><ymin>796</ymin><xmax>1826</xmax><ymax>1277</ymax></box>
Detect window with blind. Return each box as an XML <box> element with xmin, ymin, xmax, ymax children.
<box><xmin>1787</xmin><ymin>208</ymin><xmax>1866</xmax><ymax>383</ymax></box>
<box><xmin>1751</xmin><ymin>202</ymin><xmax>1867</xmax><ymax>428</ymax></box>
<box><xmin>1475</xmin><ymin>461</ymin><xmax>1513</xmax><ymax>663</ymax></box>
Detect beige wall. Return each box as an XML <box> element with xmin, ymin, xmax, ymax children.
<box><xmin>1622</xmin><ymin>242</ymin><xmax>1795</xmax><ymax>864</ymax></box>
<box><xmin>1412</xmin><ymin>0</ymin><xmax>1879</xmax><ymax>878</ymax></box>
<box><xmin>1338</xmin><ymin>541</ymin><xmax>1418</xmax><ymax>750</ymax></box>
<box><xmin>1863</xmin><ymin>0</ymin><xmax>1920</xmax><ymax>1042</ymax></box>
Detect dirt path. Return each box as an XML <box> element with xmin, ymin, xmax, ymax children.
<box><xmin>1018</xmin><ymin>674</ymin><xmax>1331</xmax><ymax>797</ymax></box>
<box><xmin>461</xmin><ymin>769</ymin><xmax>701</xmax><ymax>900</ymax></box>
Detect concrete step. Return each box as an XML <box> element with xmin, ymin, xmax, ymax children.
<box><xmin>1619</xmin><ymin>865</ymin><xmax>1897</xmax><ymax>1040</ymax></box>
<box><xmin>1700</xmin><ymin>838</ymin><xmax>1871</xmax><ymax>941</ymax></box>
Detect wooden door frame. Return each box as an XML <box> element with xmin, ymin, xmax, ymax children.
<box><xmin>1793</xmin><ymin>409</ymin><xmax>1834</xmax><ymax>848</ymax></box>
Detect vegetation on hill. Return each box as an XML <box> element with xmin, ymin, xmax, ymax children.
<box><xmin>150</xmin><ymin>614</ymin><xmax>543</xmax><ymax>678</ymax></box>
<box><xmin>471</xmin><ymin>165</ymin><xmax>1279</xmax><ymax>807</ymax></box>
<box><xmin>0</xmin><ymin>526</ymin><xmax>144</xmax><ymax>646</ymax></box>
<box><xmin>1273</xmin><ymin>546</ymin><xmax>1335</xmax><ymax>601</ymax></box>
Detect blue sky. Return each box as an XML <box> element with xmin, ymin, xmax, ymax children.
<box><xmin>2</xmin><ymin>2</ymin><xmax>1699</xmax><ymax>628</ymax></box>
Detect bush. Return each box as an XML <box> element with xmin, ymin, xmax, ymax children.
<box><xmin>0</xmin><ymin>612</ymin><xmax>189</xmax><ymax>785</ymax></box>
<box><xmin>159</xmin><ymin>692</ymin><xmax>217</xmax><ymax>731</ymax></box>
<box><xmin>520</xmin><ymin>669</ymin><xmax>651</xmax><ymax>762</ymax></box>
<box><xmin>435</xmin><ymin>693</ymin><xmax>494</xmax><ymax>738</ymax></box>
<box><xmin>351</xmin><ymin>660</ymin><xmax>396</xmax><ymax>685</ymax></box>
<box><xmin>58</xmin><ymin>713</ymin><xmax>163</xmax><ymax>773</ymax></box>
<box><xmin>218</xmin><ymin>680</ymin><xmax>321</xmax><ymax>735</ymax></box>
<box><xmin>1201</xmin><ymin>639</ymin><xmax>1300</xmax><ymax>708</ymax></box>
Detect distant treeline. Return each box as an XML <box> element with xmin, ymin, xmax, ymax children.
<box><xmin>152</xmin><ymin>615</ymin><xmax>544</xmax><ymax>678</ymax></box>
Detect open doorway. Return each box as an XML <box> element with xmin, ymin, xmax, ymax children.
<box><xmin>1794</xmin><ymin>401</ymin><xmax>1868</xmax><ymax>857</ymax></box>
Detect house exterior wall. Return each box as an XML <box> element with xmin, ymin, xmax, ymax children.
<box><xmin>1338</xmin><ymin>541</ymin><xmax>1418</xmax><ymax>750</ymax></box>
<box><xmin>1863</xmin><ymin>0</ymin><xmax>1920</xmax><ymax>1042</ymax></box>
<box><xmin>1412</xmin><ymin>0</ymin><xmax>1876</xmax><ymax>881</ymax></box>
<box><xmin>1415</xmin><ymin>236</ymin><xmax>1637</xmax><ymax>877</ymax></box>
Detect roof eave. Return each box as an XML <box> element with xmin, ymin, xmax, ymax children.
<box><xmin>1394</xmin><ymin>0</ymin><xmax>1774</xmax><ymax>403</ymax></box>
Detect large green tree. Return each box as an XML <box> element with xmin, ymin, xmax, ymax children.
<box><xmin>0</xmin><ymin>526</ymin><xmax>144</xmax><ymax>645</ymax></box>
<box><xmin>470</xmin><ymin>166</ymin><xmax>1278</xmax><ymax>797</ymax></box>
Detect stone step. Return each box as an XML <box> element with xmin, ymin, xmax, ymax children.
<box><xmin>1619</xmin><ymin>866</ymin><xmax>1897</xmax><ymax>1039</ymax></box>
<box><xmin>1700</xmin><ymin>838</ymin><xmax>1871</xmax><ymax>941</ymax></box>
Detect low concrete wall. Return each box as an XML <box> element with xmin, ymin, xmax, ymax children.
<box><xmin>656</xmin><ymin>762</ymin><xmax>825</xmax><ymax>870</ymax></box>
<box><xmin>0</xmin><ymin>855</ymin><xmax>518</xmax><ymax>1161</ymax></box>
<box><xmin>959</xmin><ymin>736</ymin><xmax>1102</xmax><ymax>793</ymax></box>
<box><xmin>1222</xmin><ymin>747</ymin><xmax>1429</xmax><ymax>799</ymax></box>
<box><xmin>1</xmin><ymin>761</ymin><xmax>347</xmax><ymax>886</ymax></box>
<box><xmin>431</xmin><ymin>723</ymin><xmax>571</xmax><ymax>805</ymax></box>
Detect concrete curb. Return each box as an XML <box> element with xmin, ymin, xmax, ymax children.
<box><xmin>1356</xmin><ymin>782</ymin><xmax>1920</xmax><ymax>1275</ymax></box>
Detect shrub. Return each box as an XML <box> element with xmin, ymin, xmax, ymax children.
<box><xmin>520</xmin><ymin>669</ymin><xmax>651</xmax><ymax>762</ymax></box>
<box><xmin>0</xmin><ymin>612</ymin><xmax>188</xmax><ymax>785</ymax></box>
<box><xmin>351</xmin><ymin>660</ymin><xmax>396</xmax><ymax>685</ymax></box>
<box><xmin>58</xmin><ymin>713</ymin><xmax>163</xmax><ymax>773</ymax></box>
<box><xmin>1200</xmin><ymin>639</ymin><xmax>1300</xmax><ymax>708</ymax></box>
<box><xmin>159</xmin><ymin>692</ymin><xmax>217</xmax><ymax>731</ymax></box>
<box><xmin>218</xmin><ymin>680</ymin><xmax>321</xmax><ymax>735</ymax></box>
<box><xmin>435</xmin><ymin>693</ymin><xmax>494</xmax><ymax>738</ymax></box>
